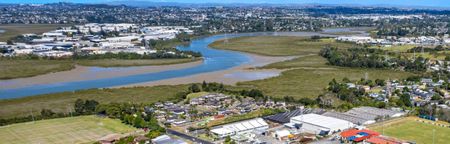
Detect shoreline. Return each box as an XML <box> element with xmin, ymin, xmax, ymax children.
<box><xmin>0</xmin><ymin>60</ymin><xmax>203</xmax><ymax>90</ymax></box>
<box><xmin>119</xmin><ymin>53</ymin><xmax>294</xmax><ymax>87</ymax></box>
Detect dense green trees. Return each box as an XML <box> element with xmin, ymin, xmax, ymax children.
<box><xmin>188</xmin><ymin>84</ymin><xmax>201</xmax><ymax>93</ymax></box>
<box><xmin>320</xmin><ymin>47</ymin><xmax>428</xmax><ymax>72</ymax></box>
<box><xmin>74</xmin><ymin>99</ymin><xmax>99</xmax><ymax>115</ymax></box>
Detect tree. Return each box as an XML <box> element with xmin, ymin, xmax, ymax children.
<box><xmin>189</xmin><ymin>84</ymin><xmax>201</xmax><ymax>93</ymax></box>
<box><xmin>6</xmin><ymin>40</ymin><xmax>13</xmax><ymax>45</ymax></box>
<box><xmin>41</xmin><ymin>109</ymin><xmax>56</xmax><ymax>118</ymax></box>
<box><xmin>133</xmin><ymin>115</ymin><xmax>145</xmax><ymax>128</ymax></box>
<box><xmin>84</xmin><ymin>100</ymin><xmax>99</xmax><ymax>114</ymax></box>
<box><xmin>375</xmin><ymin>79</ymin><xmax>385</xmax><ymax>86</ymax></box>
<box><xmin>74</xmin><ymin>99</ymin><xmax>85</xmax><ymax>114</ymax></box>
<box><xmin>400</xmin><ymin>93</ymin><xmax>412</xmax><ymax>107</ymax></box>
<box><xmin>202</xmin><ymin>81</ymin><xmax>208</xmax><ymax>91</ymax></box>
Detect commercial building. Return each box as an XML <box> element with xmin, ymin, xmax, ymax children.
<box><xmin>151</xmin><ymin>135</ymin><xmax>187</xmax><ymax>144</ymax></box>
<box><xmin>210</xmin><ymin>118</ymin><xmax>269</xmax><ymax>138</ymax></box>
<box><xmin>289</xmin><ymin>114</ymin><xmax>355</xmax><ymax>135</ymax></box>
<box><xmin>339</xmin><ymin>129</ymin><xmax>380</xmax><ymax>143</ymax></box>
<box><xmin>265</xmin><ymin>108</ymin><xmax>326</xmax><ymax>124</ymax></box>
<box><xmin>322</xmin><ymin>111</ymin><xmax>376</xmax><ymax>125</ymax></box>
<box><xmin>323</xmin><ymin>107</ymin><xmax>405</xmax><ymax>126</ymax></box>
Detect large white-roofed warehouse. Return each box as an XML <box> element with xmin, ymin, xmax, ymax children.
<box><xmin>289</xmin><ymin>113</ymin><xmax>355</xmax><ymax>135</ymax></box>
<box><xmin>210</xmin><ymin>118</ymin><xmax>269</xmax><ymax>138</ymax></box>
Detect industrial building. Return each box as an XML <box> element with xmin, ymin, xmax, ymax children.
<box><xmin>322</xmin><ymin>111</ymin><xmax>376</xmax><ymax>125</ymax></box>
<box><xmin>265</xmin><ymin>108</ymin><xmax>326</xmax><ymax>124</ymax></box>
<box><xmin>211</xmin><ymin>118</ymin><xmax>269</xmax><ymax>138</ymax></box>
<box><xmin>323</xmin><ymin>107</ymin><xmax>405</xmax><ymax>125</ymax></box>
<box><xmin>289</xmin><ymin>114</ymin><xmax>355</xmax><ymax>135</ymax></box>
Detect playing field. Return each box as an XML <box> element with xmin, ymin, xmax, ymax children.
<box><xmin>0</xmin><ymin>115</ymin><xmax>136</xmax><ymax>144</ymax></box>
<box><xmin>369</xmin><ymin>117</ymin><xmax>450</xmax><ymax>144</ymax></box>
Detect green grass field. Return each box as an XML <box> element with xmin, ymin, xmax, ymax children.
<box><xmin>369</xmin><ymin>117</ymin><xmax>450</xmax><ymax>144</ymax></box>
<box><xmin>0</xmin><ymin>115</ymin><xmax>136</xmax><ymax>144</ymax></box>
<box><xmin>0</xmin><ymin>24</ymin><xmax>70</xmax><ymax>42</ymax></box>
<box><xmin>0</xmin><ymin>85</ymin><xmax>189</xmax><ymax>118</ymax></box>
<box><xmin>209</xmin><ymin>36</ymin><xmax>355</xmax><ymax>56</ymax></box>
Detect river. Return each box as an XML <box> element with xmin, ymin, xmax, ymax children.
<box><xmin>0</xmin><ymin>29</ymin><xmax>367</xmax><ymax>99</ymax></box>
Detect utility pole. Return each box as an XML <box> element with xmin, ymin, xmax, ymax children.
<box><xmin>382</xmin><ymin>117</ymin><xmax>384</xmax><ymax>135</ymax></box>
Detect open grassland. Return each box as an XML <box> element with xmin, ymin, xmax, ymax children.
<box><xmin>0</xmin><ymin>58</ymin><xmax>201</xmax><ymax>79</ymax></box>
<box><xmin>238</xmin><ymin>68</ymin><xmax>413</xmax><ymax>99</ymax></box>
<box><xmin>370</xmin><ymin>45</ymin><xmax>416</xmax><ymax>52</ymax></box>
<box><xmin>0</xmin><ymin>60</ymin><xmax>75</xmax><ymax>80</ymax></box>
<box><xmin>0</xmin><ymin>85</ymin><xmax>189</xmax><ymax>118</ymax></box>
<box><xmin>76</xmin><ymin>58</ymin><xmax>201</xmax><ymax>67</ymax></box>
<box><xmin>0</xmin><ymin>24</ymin><xmax>70</xmax><ymax>42</ymax></box>
<box><xmin>0</xmin><ymin>115</ymin><xmax>136</xmax><ymax>144</ymax></box>
<box><xmin>212</xmin><ymin>36</ymin><xmax>413</xmax><ymax>99</ymax></box>
<box><xmin>369</xmin><ymin>117</ymin><xmax>450</xmax><ymax>144</ymax></box>
<box><xmin>209</xmin><ymin>36</ymin><xmax>355</xmax><ymax>56</ymax></box>
<box><xmin>261</xmin><ymin>54</ymin><xmax>329</xmax><ymax>69</ymax></box>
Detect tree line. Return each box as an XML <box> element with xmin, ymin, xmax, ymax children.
<box><xmin>319</xmin><ymin>46</ymin><xmax>428</xmax><ymax>72</ymax></box>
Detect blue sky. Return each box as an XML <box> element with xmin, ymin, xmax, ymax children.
<box><xmin>3</xmin><ymin>0</ymin><xmax>450</xmax><ymax>8</ymax></box>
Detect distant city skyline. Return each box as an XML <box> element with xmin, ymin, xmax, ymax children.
<box><xmin>3</xmin><ymin>0</ymin><xmax>450</xmax><ymax>8</ymax></box>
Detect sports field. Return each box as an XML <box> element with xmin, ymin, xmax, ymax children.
<box><xmin>369</xmin><ymin>117</ymin><xmax>450</xmax><ymax>144</ymax></box>
<box><xmin>0</xmin><ymin>115</ymin><xmax>136</xmax><ymax>144</ymax></box>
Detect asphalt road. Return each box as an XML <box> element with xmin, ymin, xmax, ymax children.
<box><xmin>167</xmin><ymin>129</ymin><xmax>214</xmax><ymax>144</ymax></box>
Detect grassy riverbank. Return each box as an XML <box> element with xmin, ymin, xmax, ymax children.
<box><xmin>209</xmin><ymin>36</ymin><xmax>355</xmax><ymax>56</ymax></box>
<box><xmin>0</xmin><ymin>58</ymin><xmax>201</xmax><ymax>79</ymax></box>
<box><xmin>0</xmin><ymin>85</ymin><xmax>189</xmax><ymax>118</ymax></box>
<box><xmin>211</xmin><ymin>36</ymin><xmax>414</xmax><ymax>99</ymax></box>
<box><xmin>0</xmin><ymin>59</ymin><xmax>75</xmax><ymax>79</ymax></box>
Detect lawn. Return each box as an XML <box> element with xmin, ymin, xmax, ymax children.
<box><xmin>369</xmin><ymin>117</ymin><xmax>450</xmax><ymax>144</ymax></box>
<box><xmin>0</xmin><ymin>115</ymin><xmax>136</xmax><ymax>144</ymax></box>
<box><xmin>0</xmin><ymin>24</ymin><xmax>70</xmax><ymax>42</ymax></box>
<box><xmin>0</xmin><ymin>85</ymin><xmax>189</xmax><ymax>118</ymax></box>
<box><xmin>209</xmin><ymin>36</ymin><xmax>355</xmax><ymax>56</ymax></box>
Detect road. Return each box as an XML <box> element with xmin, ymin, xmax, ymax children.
<box><xmin>167</xmin><ymin>129</ymin><xmax>214</xmax><ymax>144</ymax></box>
